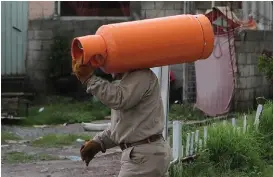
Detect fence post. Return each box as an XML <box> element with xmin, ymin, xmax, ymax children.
<box><xmin>186</xmin><ymin>133</ymin><xmax>190</xmax><ymax>156</ymax></box>
<box><xmin>254</xmin><ymin>104</ymin><xmax>263</xmax><ymax>130</ymax></box>
<box><xmin>232</xmin><ymin>118</ymin><xmax>236</xmax><ymax>127</ymax></box>
<box><xmin>190</xmin><ymin>132</ymin><xmax>195</xmax><ymax>156</ymax></box>
<box><xmin>243</xmin><ymin>115</ymin><xmax>247</xmax><ymax>133</ymax></box>
<box><xmin>204</xmin><ymin>126</ymin><xmax>208</xmax><ymax>147</ymax></box>
<box><xmin>195</xmin><ymin>130</ymin><xmax>199</xmax><ymax>153</ymax></box>
<box><xmin>172</xmin><ymin>121</ymin><xmax>182</xmax><ymax>161</ymax></box>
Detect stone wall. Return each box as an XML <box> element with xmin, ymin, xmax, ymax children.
<box><xmin>234</xmin><ymin>30</ymin><xmax>273</xmax><ymax>111</ymax></box>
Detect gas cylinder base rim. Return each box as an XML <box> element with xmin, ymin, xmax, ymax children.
<box><xmin>71</xmin><ymin>38</ymin><xmax>85</xmax><ymax>63</ymax></box>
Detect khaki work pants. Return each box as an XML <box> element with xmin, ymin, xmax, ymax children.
<box><xmin>118</xmin><ymin>139</ymin><xmax>172</xmax><ymax>177</ymax></box>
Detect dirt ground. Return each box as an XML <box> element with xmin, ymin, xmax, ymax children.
<box><xmin>1</xmin><ymin>123</ymin><xmax>122</xmax><ymax>177</ymax></box>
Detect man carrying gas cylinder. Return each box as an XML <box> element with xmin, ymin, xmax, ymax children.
<box><xmin>72</xmin><ymin>60</ymin><xmax>171</xmax><ymax>177</ymax></box>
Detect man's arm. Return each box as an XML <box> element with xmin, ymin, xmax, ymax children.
<box><xmin>86</xmin><ymin>69</ymin><xmax>151</xmax><ymax>110</ymax></box>
<box><xmin>92</xmin><ymin>127</ymin><xmax>117</xmax><ymax>152</ymax></box>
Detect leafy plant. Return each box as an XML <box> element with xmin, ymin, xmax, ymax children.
<box><xmin>48</xmin><ymin>35</ymin><xmax>71</xmax><ymax>78</ymax></box>
<box><xmin>258</xmin><ymin>53</ymin><xmax>273</xmax><ymax>81</ymax></box>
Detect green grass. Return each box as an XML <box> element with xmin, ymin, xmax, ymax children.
<box><xmin>169</xmin><ymin>103</ymin><xmax>207</xmax><ymax>121</ymax></box>
<box><xmin>169</xmin><ymin>160</ymin><xmax>273</xmax><ymax>177</ymax></box>
<box><xmin>1</xmin><ymin>131</ymin><xmax>22</xmax><ymax>143</ymax></box>
<box><xmin>22</xmin><ymin>96</ymin><xmax>110</xmax><ymax>125</ymax></box>
<box><xmin>206</xmin><ymin>124</ymin><xmax>263</xmax><ymax>171</ymax></box>
<box><xmin>2</xmin><ymin>151</ymin><xmax>60</xmax><ymax>164</ymax></box>
<box><xmin>31</xmin><ymin>134</ymin><xmax>92</xmax><ymax>148</ymax></box>
<box><xmin>169</xmin><ymin>101</ymin><xmax>273</xmax><ymax>177</ymax></box>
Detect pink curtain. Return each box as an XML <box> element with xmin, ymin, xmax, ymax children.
<box><xmin>195</xmin><ymin>34</ymin><xmax>236</xmax><ymax>116</ymax></box>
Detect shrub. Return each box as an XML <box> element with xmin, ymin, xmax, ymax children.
<box><xmin>258</xmin><ymin>101</ymin><xmax>273</xmax><ymax>160</ymax></box>
<box><xmin>259</xmin><ymin>101</ymin><xmax>273</xmax><ymax>138</ymax></box>
<box><xmin>258</xmin><ymin>53</ymin><xmax>273</xmax><ymax>81</ymax></box>
<box><xmin>47</xmin><ymin>34</ymin><xmax>71</xmax><ymax>79</ymax></box>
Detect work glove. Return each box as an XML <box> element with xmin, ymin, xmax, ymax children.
<box><xmin>80</xmin><ymin>140</ymin><xmax>102</xmax><ymax>166</ymax></box>
<box><xmin>72</xmin><ymin>59</ymin><xmax>94</xmax><ymax>84</ymax></box>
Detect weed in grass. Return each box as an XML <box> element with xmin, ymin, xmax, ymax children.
<box><xmin>22</xmin><ymin>96</ymin><xmax>110</xmax><ymax>125</ymax></box>
<box><xmin>1</xmin><ymin>131</ymin><xmax>21</xmax><ymax>143</ymax></box>
<box><xmin>2</xmin><ymin>151</ymin><xmax>59</xmax><ymax>164</ymax></box>
<box><xmin>31</xmin><ymin>134</ymin><xmax>92</xmax><ymax>148</ymax></box>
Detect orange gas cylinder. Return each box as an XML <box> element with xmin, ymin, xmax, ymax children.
<box><xmin>71</xmin><ymin>14</ymin><xmax>214</xmax><ymax>74</ymax></box>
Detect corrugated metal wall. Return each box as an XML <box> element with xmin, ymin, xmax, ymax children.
<box><xmin>242</xmin><ymin>1</ymin><xmax>273</xmax><ymax>30</ymax></box>
<box><xmin>1</xmin><ymin>1</ymin><xmax>28</xmax><ymax>76</ymax></box>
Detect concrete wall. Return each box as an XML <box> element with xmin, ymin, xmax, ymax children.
<box><xmin>26</xmin><ymin>1</ymin><xmax>187</xmax><ymax>93</ymax></box>
<box><xmin>141</xmin><ymin>1</ymin><xmax>187</xmax><ymax>91</ymax></box>
<box><xmin>27</xmin><ymin>2</ymin><xmax>273</xmax><ymax>112</ymax></box>
<box><xmin>234</xmin><ymin>30</ymin><xmax>273</xmax><ymax>110</ymax></box>
<box><xmin>141</xmin><ymin>1</ymin><xmax>184</xmax><ymax>86</ymax></box>
<box><xmin>26</xmin><ymin>2</ymin><xmax>141</xmax><ymax>93</ymax></box>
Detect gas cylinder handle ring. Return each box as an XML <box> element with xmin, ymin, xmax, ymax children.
<box><xmin>90</xmin><ymin>54</ymin><xmax>106</xmax><ymax>68</ymax></box>
<box><xmin>71</xmin><ymin>39</ymin><xmax>84</xmax><ymax>61</ymax></box>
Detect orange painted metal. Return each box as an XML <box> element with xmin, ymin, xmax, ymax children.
<box><xmin>71</xmin><ymin>14</ymin><xmax>214</xmax><ymax>74</ymax></box>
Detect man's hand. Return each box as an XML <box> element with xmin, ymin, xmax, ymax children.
<box><xmin>80</xmin><ymin>140</ymin><xmax>102</xmax><ymax>166</ymax></box>
<box><xmin>72</xmin><ymin>60</ymin><xmax>94</xmax><ymax>84</ymax></box>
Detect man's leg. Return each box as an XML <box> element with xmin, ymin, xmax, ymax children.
<box><xmin>118</xmin><ymin>139</ymin><xmax>171</xmax><ymax>177</ymax></box>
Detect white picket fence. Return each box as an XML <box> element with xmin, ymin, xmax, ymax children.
<box><xmin>170</xmin><ymin>104</ymin><xmax>264</xmax><ymax>165</ymax></box>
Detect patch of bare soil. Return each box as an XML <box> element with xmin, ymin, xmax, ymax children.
<box><xmin>1</xmin><ymin>124</ymin><xmax>122</xmax><ymax>177</ymax></box>
<box><xmin>2</xmin><ymin>152</ymin><xmax>121</xmax><ymax>177</ymax></box>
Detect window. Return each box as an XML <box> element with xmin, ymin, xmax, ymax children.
<box><xmin>60</xmin><ymin>1</ymin><xmax>130</xmax><ymax>17</ymax></box>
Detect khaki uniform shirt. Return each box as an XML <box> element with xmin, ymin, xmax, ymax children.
<box><xmin>86</xmin><ymin>69</ymin><xmax>164</xmax><ymax>152</ymax></box>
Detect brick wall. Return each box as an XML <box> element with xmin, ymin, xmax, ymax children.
<box><xmin>234</xmin><ymin>30</ymin><xmax>273</xmax><ymax>110</ymax></box>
